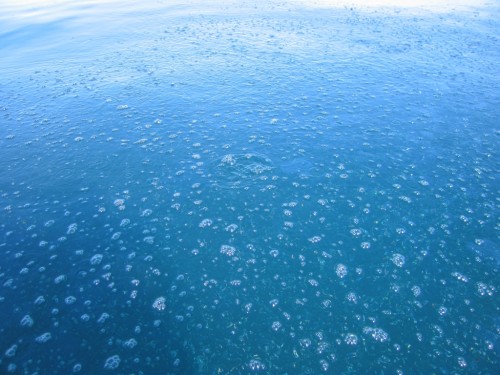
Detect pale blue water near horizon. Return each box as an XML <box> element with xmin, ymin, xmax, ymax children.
<box><xmin>0</xmin><ymin>0</ymin><xmax>499</xmax><ymax>374</ymax></box>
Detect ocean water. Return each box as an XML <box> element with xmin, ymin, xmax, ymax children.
<box><xmin>0</xmin><ymin>0</ymin><xmax>499</xmax><ymax>374</ymax></box>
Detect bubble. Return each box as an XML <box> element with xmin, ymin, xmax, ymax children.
<box><xmin>67</xmin><ymin>223</ymin><xmax>78</xmax><ymax>235</ymax></box>
<box><xmin>394</xmin><ymin>227</ymin><xmax>406</xmax><ymax>236</ymax></box>
<box><xmin>34</xmin><ymin>296</ymin><xmax>45</xmax><ymax>305</ymax></box>
<box><xmin>113</xmin><ymin>199</ymin><xmax>125</xmax><ymax>207</ymax></box>
<box><xmin>391</xmin><ymin>253</ymin><xmax>405</xmax><ymax>267</ymax></box>
<box><xmin>309</xmin><ymin>236</ymin><xmax>322</xmax><ymax>243</ymax></box>
<box><xmin>451</xmin><ymin>272</ymin><xmax>469</xmax><ymax>283</ymax></box>
<box><xmin>299</xmin><ymin>338</ymin><xmax>312</xmax><ymax>348</ymax></box>
<box><xmin>269</xmin><ymin>299</ymin><xmax>279</xmax><ymax>307</ymax></box>
<box><xmin>103</xmin><ymin>355</ymin><xmax>121</xmax><ymax>370</ymax></box>
<box><xmin>81</xmin><ymin>314</ymin><xmax>90</xmax><ymax>322</ymax></box>
<box><xmin>411</xmin><ymin>286</ymin><xmax>421</xmax><ymax>297</ymax></box>
<box><xmin>119</xmin><ymin>219</ymin><xmax>130</xmax><ymax>227</ymax></box>
<box><xmin>221</xmin><ymin>154</ymin><xmax>236</xmax><ymax>165</ymax></box>
<box><xmin>65</xmin><ymin>296</ymin><xmax>77</xmax><ymax>305</ymax></box>
<box><xmin>73</xmin><ymin>363</ymin><xmax>82</xmax><ymax>373</ymax></box>
<box><xmin>457</xmin><ymin>357</ymin><xmax>467</xmax><ymax>368</ymax></box>
<box><xmin>247</xmin><ymin>358</ymin><xmax>266</xmax><ymax>371</ymax></box>
<box><xmin>319</xmin><ymin>359</ymin><xmax>329</xmax><ymax>371</ymax></box>
<box><xmin>220</xmin><ymin>245</ymin><xmax>236</xmax><ymax>256</ymax></box>
<box><xmin>346</xmin><ymin>292</ymin><xmax>358</xmax><ymax>303</ymax></box>
<box><xmin>477</xmin><ymin>282</ymin><xmax>495</xmax><ymax>296</ymax></box>
<box><xmin>90</xmin><ymin>254</ymin><xmax>103</xmax><ymax>265</ymax></box>
<box><xmin>244</xmin><ymin>303</ymin><xmax>253</xmax><ymax>313</ymax></box>
<box><xmin>143</xmin><ymin>236</ymin><xmax>154</xmax><ymax>244</ymax></box>
<box><xmin>272</xmin><ymin>321</ymin><xmax>282</xmax><ymax>331</ymax></box>
<box><xmin>123</xmin><ymin>338</ymin><xmax>138</xmax><ymax>349</ymax></box>
<box><xmin>225</xmin><ymin>224</ymin><xmax>238</xmax><ymax>232</ymax></box>
<box><xmin>364</xmin><ymin>327</ymin><xmax>389</xmax><ymax>342</ymax></box>
<box><xmin>345</xmin><ymin>333</ymin><xmax>358</xmax><ymax>345</ymax></box>
<box><xmin>269</xmin><ymin>249</ymin><xmax>279</xmax><ymax>257</ymax></box>
<box><xmin>199</xmin><ymin>218</ymin><xmax>212</xmax><ymax>228</ymax></box>
<box><xmin>5</xmin><ymin>344</ymin><xmax>17</xmax><ymax>357</ymax></box>
<box><xmin>97</xmin><ymin>313</ymin><xmax>110</xmax><ymax>323</ymax></box>
<box><xmin>20</xmin><ymin>315</ymin><xmax>34</xmax><ymax>327</ymax></box>
<box><xmin>336</xmin><ymin>264</ymin><xmax>347</xmax><ymax>278</ymax></box>
<box><xmin>317</xmin><ymin>341</ymin><xmax>329</xmax><ymax>355</ymax></box>
<box><xmin>153</xmin><ymin>297</ymin><xmax>166</xmax><ymax>311</ymax></box>
<box><xmin>308</xmin><ymin>279</ymin><xmax>319</xmax><ymax>286</ymax></box>
<box><xmin>35</xmin><ymin>332</ymin><xmax>52</xmax><ymax>343</ymax></box>
<box><xmin>44</xmin><ymin>220</ymin><xmax>55</xmax><ymax>227</ymax></box>
<box><xmin>54</xmin><ymin>275</ymin><xmax>66</xmax><ymax>284</ymax></box>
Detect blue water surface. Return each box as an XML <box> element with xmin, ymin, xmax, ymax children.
<box><xmin>0</xmin><ymin>0</ymin><xmax>499</xmax><ymax>374</ymax></box>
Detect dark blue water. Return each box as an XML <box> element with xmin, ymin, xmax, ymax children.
<box><xmin>1</xmin><ymin>0</ymin><xmax>499</xmax><ymax>373</ymax></box>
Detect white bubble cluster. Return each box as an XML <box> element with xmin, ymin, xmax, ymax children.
<box><xmin>364</xmin><ymin>327</ymin><xmax>389</xmax><ymax>343</ymax></box>
<box><xmin>319</xmin><ymin>359</ymin><xmax>329</xmax><ymax>371</ymax></box>
<box><xmin>153</xmin><ymin>297</ymin><xmax>166</xmax><ymax>311</ymax></box>
<box><xmin>20</xmin><ymin>315</ymin><xmax>34</xmax><ymax>327</ymax></box>
<box><xmin>225</xmin><ymin>224</ymin><xmax>238</xmax><ymax>232</ymax></box>
<box><xmin>119</xmin><ymin>218</ymin><xmax>130</xmax><ymax>227</ymax></box>
<box><xmin>103</xmin><ymin>355</ymin><xmax>121</xmax><ymax>370</ymax></box>
<box><xmin>220</xmin><ymin>245</ymin><xmax>236</xmax><ymax>256</ymax></box>
<box><xmin>476</xmin><ymin>282</ymin><xmax>495</xmax><ymax>296</ymax></box>
<box><xmin>35</xmin><ymin>332</ymin><xmax>52</xmax><ymax>343</ymax></box>
<box><xmin>391</xmin><ymin>253</ymin><xmax>406</xmax><ymax>267</ymax></box>
<box><xmin>123</xmin><ymin>338</ymin><xmax>138</xmax><ymax>349</ymax></box>
<box><xmin>67</xmin><ymin>223</ymin><xmax>78</xmax><ymax>235</ymax></box>
<box><xmin>344</xmin><ymin>333</ymin><xmax>358</xmax><ymax>345</ymax></box>
<box><xmin>97</xmin><ymin>313</ymin><xmax>110</xmax><ymax>323</ymax></box>
<box><xmin>5</xmin><ymin>344</ymin><xmax>17</xmax><ymax>357</ymax></box>
<box><xmin>65</xmin><ymin>296</ymin><xmax>76</xmax><ymax>305</ymax></box>
<box><xmin>309</xmin><ymin>236</ymin><xmax>322</xmax><ymax>243</ymax></box>
<box><xmin>272</xmin><ymin>321</ymin><xmax>282</xmax><ymax>331</ymax></box>
<box><xmin>269</xmin><ymin>249</ymin><xmax>279</xmax><ymax>257</ymax></box>
<box><xmin>350</xmin><ymin>228</ymin><xmax>362</xmax><ymax>237</ymax></box>
<box><xmin>346</xmin><ymin>292</ymin><xmax>358</xmax><ymax>303</ymax></box>
<box><xmin>199</xmin><ymin>218</ymin><xmax>213</xmax><ymax>228</ymax></box>
<box><xmin>247</xmin><ymin>358</ymin><xmax>265</xmax><ymax>371</ymax></box>
<box><xmin>335</xmin><ymin>264</ymin><xmax>347</xmax><ymax>278</ymax></box>
<box><xmin>90</xmin><ymin>254</ymin><xmax>103</xmax><ymax>265</ymax></box>
<box><xmin>411</xmin><ymin>285</ymin><xmax>421</xmax><ymax>297</ymax></box>
<box><xmin>269</xmin><ymin>299</ymin><xmax>279</xmax><ymax>307</ymax></box>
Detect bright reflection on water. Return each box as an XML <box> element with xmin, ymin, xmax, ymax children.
<box><xmin>0</xmin><ymin>0</ymin><xmax>499</xmax><ymax>374</ymax></box>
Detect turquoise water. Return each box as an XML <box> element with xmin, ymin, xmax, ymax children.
<box><xmin>1</xmin><ymin>0</ymin><xmax>499</xmax><ymax>373</ymax></box>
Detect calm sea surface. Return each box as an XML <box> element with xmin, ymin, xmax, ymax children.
<box><xmin>0</xmin><ymin>0</ymin><xmax>499</xmax><ymax>374</ymax></box>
